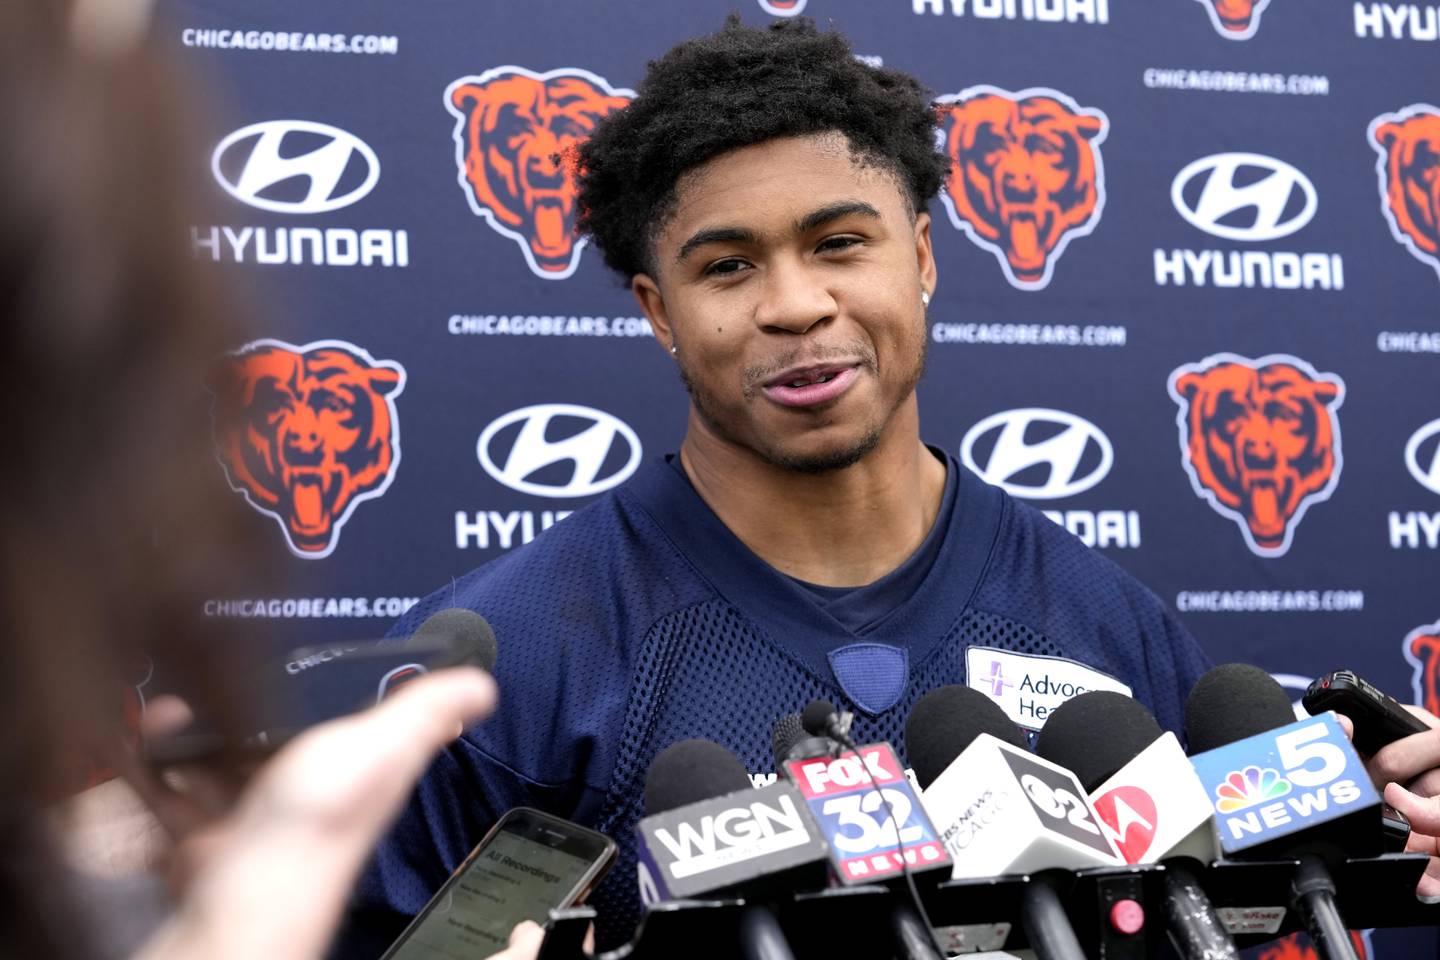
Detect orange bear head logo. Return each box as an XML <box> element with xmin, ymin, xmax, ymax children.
<box><xmin>1369</xmin><ymin>104</ymin><xmax>1440</xmax><ymax>281</ymax></box>
<box><xmin>1195</xmin><ymin>0</ymin><xmax>1273</xmax><ymax>39</ymax></box>
<box><xmin>936</xmin><ymin>86</ymin><xmax>1107</xmax><ymax>291</ymax></box>
<box><xmin>211</xmin><ymin>340</ymin><xmax>404</xmax><ymax>559</ymax></box>
<box><xmin>1168</xmin><ymin>354</ymin><xmax>1344</xmax><ymax>557</ymax></box>
<box><xmin>1405</xmin><ymin>621</ymin><xmax>1440</xmax><ymax>716</ymax></box>
<box><xmin>445</xmin><ymin>66</ymin><xmax>633</xmax><ymax>279</ymax></box>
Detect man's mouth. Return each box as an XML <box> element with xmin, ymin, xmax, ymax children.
<box><xmin>760</xmin><ymin>363</ymin><xmax>861</xmax><ymax>409</ymax></box>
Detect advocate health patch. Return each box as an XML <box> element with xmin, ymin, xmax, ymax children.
<box><xmin>965</xmin><ymin>647</ymin><xmax>1131</xmax><ymax>731</ymax></box>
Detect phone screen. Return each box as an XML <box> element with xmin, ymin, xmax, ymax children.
<box><xmin>385</xmin><ymin>826</ymin><xmax>602</xmax><ymax>960</ymax></box>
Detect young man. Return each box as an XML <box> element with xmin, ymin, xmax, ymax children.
<box><xmin>344</xmin><ymin>18</ymin><xmax>1210</xmax><ymax>952</ymax></box>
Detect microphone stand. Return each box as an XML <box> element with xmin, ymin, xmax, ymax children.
<box><xmin>1290</xmin><ymin>855</ymin><xmax>1359</xmax><ymax>960</ymax></box>
<box><xmin>1021</xmin><ymin>871</ymin><xmax>1086</xmax><ymax>960</ymax></box>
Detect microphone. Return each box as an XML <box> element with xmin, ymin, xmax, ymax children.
<box><xmin>1186</xmin><ymin>665</ymin><xmax>1382</xmax><ymax>960</ymax></box>
<box><xmin>635</xmin><ymin>738</ymin><xmax>829</xmax><ymax>895</ymax></box>
<box><xmin>801</xmin><ymin>698</ymin><xmax>854</xmax><ymax>745</ymax></box>
<box><xmin>908</xmin><ymin>686</ymin><xmax>1121</xmax><ymax>875</ymax></box>
<box><xmin>907</xmin><ymin>685</ymin><xmax>1118</xmax><ymax>960</ymax></box>
<box><xmin>1036</xmin><ymin>691</ymin><xmax>1238</xmax><ymax>960</ymax></box>
<box><xmin>772</xmin><ymin>711</ymin><xmax>832</xmax><ymax>766</ymax></box>
<box><xmin>409</xmin><ymin>607</ymin><xmax>498</xmax><ymax>672</ymax></box>
<box><xmin>637</xmin><ymin>739</ymin><xmax>826</xmax><ymax>960</ymax></box>
<box><xmin>145</xmin><ymin>608</ymin><xmax>498</xmax><ymax>763</ymax></box>
<box><xmin>783</xmin><ymin>701</ymin><xmax>948</xmax><ymax>960</ymax></box>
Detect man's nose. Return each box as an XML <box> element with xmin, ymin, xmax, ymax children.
<box><xmin>752</xmin><ymin>258</ymin><xmax>839</xmax><ymax>335</ymax></box>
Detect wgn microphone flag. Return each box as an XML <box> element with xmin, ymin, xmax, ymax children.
<box><xmin>634</xmin><ymin>739</ymin><xmax>829</xmax><ymax>904</ymax></box>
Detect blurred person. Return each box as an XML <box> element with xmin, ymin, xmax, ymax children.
<box><xmin>0</xmin><ymin>3</ymin><xmax>533</xmax><ymax>960</ymax></box>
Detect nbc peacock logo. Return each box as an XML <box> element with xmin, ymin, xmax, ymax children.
<box><xmin>1214</xmin><ymin>766</ymin><xmax>1291</xmax><ymax>812</ymax></box>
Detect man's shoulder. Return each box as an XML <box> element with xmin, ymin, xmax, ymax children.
<box><xmin>967</xmin><ymin>486</ymin><xmax>1176</xmax><ymax>649</ymax></box>
<box><xmin>991</xmin><ymin>492</ymin><xmax>1161</xmax><ymax>602</ymax></box>
<box><xmin>392</xmin><ymin>485</ymin><xmax>711</xmax><ymax>648</ymax></box>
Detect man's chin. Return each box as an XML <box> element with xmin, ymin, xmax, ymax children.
<box><xmin>761</xmin><ymin>429</ymin><xmax>883</xmax><ymax>475</ymax></box>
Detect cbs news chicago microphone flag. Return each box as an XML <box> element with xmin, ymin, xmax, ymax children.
<box><xmin>166</xmin><ymin>1</ymin><xmax>1436</xmax><ymax>956</ymax></box>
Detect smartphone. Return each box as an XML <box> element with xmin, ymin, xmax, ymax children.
<box><xmin>145</xmin><ymin>635</ymin><xmax>487</xmax><ymax>764</ymax></box>
<box><xmin>1303</xmin><ymin>668</ymin><xmax>1430</xmax><ymax>756</ymax></box>
<box><xmin>381</xmin><ymin>808</ymin><xmax>617</xmax><ymax>960</ymax></box>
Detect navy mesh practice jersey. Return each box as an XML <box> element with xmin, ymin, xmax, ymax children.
<box><xmin>345</xmin><ymin>451</ymin><xmax>1211</xmax><ymax>952</ymax></box>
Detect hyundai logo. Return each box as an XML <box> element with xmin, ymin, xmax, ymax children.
<box><xmin>1171</xmin><ymin>153</ymin><xmax>1317</xmax><ymax>242</ymax></box>
<box><xmin>961</xmin><ymin>408</ymin><xmax>1113</xmax><ymax>500</ymax></box>
<box><xmin>212</xmin><ymin>120</ymin><xmax>380</xmax><ymax>214</ymax></box>
<box><xmin>477</xmin><ymin>403</ymin><xmax>642</xmax><ymax>498</ymax></box>
<box><xmin>1406</xmin><ymin>418</ymin><xmax>1440</xmax><ymax>496</ymax></box>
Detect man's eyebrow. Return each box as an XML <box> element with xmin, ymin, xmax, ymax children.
<box><xmin>675</xmin><ymin>227</ymin><xmax>759</xmax><ymax>264</ymax></box>
<box><xmin>673</xmin><ymin>201</ymin><xmax>882</xmax><ymax>265</ymax></box>
<box><xmin>794</xmin><ymin>200</ymin><xmax>881</xmax><ymax>234</ymax></box>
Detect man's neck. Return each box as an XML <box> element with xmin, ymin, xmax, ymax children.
<box><xmin>678</xmin><ymin>402</ymin><xmax>947</xmax><ymax>588</ymax></box>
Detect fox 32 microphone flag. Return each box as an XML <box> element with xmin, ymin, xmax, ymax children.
<box><xmin>166</xmin><ymin>4</ymin><xmax>1434</xmax><ymax>955</ymax></box>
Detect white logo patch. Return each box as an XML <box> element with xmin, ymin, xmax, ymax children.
<box><xmin>960</xmin><ymin>408</ymin><xmax>1113</xmax><ymax>500</ymax></box>
<box><xmin>477</xmin><ymin>403</ymin><xmax>641</xmax><ymax>498</ymax></box>
<box><xmin>212</xmin><ymin>120</ymin><xmax>380</xmax><ymax>214</ymax></box>
<box><xmin>1405</xmin><ymin>418</ymin><xmax>1440</xmax><ymax>496</ymax></box>
<box><xmin>965</xmin><ymin>647</ymin><xmax>1131</xmax><ymax>731</ymax></box>
<box><xmin>1171</xmin><ymin>153</ymin><xmax>1316</xmax><ymax>242</ymax></box>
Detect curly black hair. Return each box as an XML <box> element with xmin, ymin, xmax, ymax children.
<box><xmin>574</xmin><ymin>16</ymin><xmax>950</xmax><ymax>280</ymax></box>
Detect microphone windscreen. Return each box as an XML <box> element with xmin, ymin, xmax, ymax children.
<box><xmin>411</xmin><ymin>608</ymin><xmax>498</xmax><ymax>673</ymax></box>
<box><xmin>771</xmin><ymin>713</ymin><xmax>808</xmax><ymax>768</ymax></box>
<box><xmin>801</xmin><ymin>699</ymin><xmax>838</xmax><ymax>737</ymax></box>
<box><xmin>1185</xmin><ymin>663</ymin><xmax>1295</xmax><ymax>754</ymax></box>
<box><xmin>1034</xmin><ymin>691</ymin><xmax>1163</xmax><ymax>793</ymax></box>
<box><xmin>905</xmin><ymin>685</ymin><xmax>1027</xmax><ymax>790</ymax></box>
<box><xmin>644</xmin><ymin>739</ymin><xmax>752</xmax><ymax>815</ymax></box>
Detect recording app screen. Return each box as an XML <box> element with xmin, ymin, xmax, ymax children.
<box><xmin>388</xmin><ymin>829</ymin><xmax>595</xmax><ymax>960</ymax></box>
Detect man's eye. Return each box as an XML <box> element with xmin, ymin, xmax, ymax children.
<box><xmin>704</xmin><ymin>258</ymin><xmax>750</xmax><ymax>277</ymax></box>
<box><xmin>817</xmin><ymin>235</ymin><xmax>862</xmax><ymax>253</ymax></box>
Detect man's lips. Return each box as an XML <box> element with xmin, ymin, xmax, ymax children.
<box><xmin>760</xmin><ymin>363</ymin><xmax>862</xmax><ymax>409</ymax></box>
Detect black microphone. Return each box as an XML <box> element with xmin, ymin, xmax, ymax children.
<box><xmin>410</xmin><ymin>607</ymin><xmax>498</xmax><ymax>672</ymax></box>
<box><xmin>772</xmin><ymin>711</ymin><xmax>832</xmax><ymax>766</ymax></box>
<box><xmin>801</xmin><ymin>698</ymin><xmax>854</xmax><ymax>745</ymax></box>
<box><xmin>637</xmin><ymin>739</ymin><xmax>827</xmax><ymax>960</ymax></box>
<box><xmin>1036</xmin><ymin>691</ymin><xmax>1238</xmax><ymax>960</ymax></box>
<box><xmin>1185</xmin><ymin>664</ymin><xmax>1377</xmax><ymax>960</ymax></box>
<box><xmin>145</xmin><ymin>608</ymin><xmax>499</xmax><ymax>763</ymax></box>
<box><xmin>907</xmin><ymin>685</ymin><xmax>1117</xmax><ymax>960</ymax></box>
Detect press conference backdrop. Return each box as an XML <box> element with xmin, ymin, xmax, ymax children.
<box><xmin>165</xmin><ymin>1</ymin><xmax>1434</xmax><ymax>954</ymax></box>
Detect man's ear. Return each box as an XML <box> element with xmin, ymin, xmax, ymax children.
<box><xmin>914</xmin><ymin>211</ymin><xmax>937</xmax><ymax>301</ymax></box>
<box><xmin>632</xmin><ymin>273</ymin><xmax>677</xmax><ymax>359</ymax></box>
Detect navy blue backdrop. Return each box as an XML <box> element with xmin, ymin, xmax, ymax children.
<box><xmin>163</xmin><ymin>3</ymin><xmax>1439</xmax><ymax>955</ymax></box>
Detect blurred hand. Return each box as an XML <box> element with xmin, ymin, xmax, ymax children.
<box><xmin>490</xmin><ymin>921</ymin><xmax>544</xmax><ymax>960</ymax></box>
<box><xmin>1340</xmin><ymin>704</ymin><xmax>1440</xmax><ymax>901</ymax></box>
<box><xmin>129</xmin><ymin>667</ymin><xmax>496</xmax><ymax>960</ymax></box>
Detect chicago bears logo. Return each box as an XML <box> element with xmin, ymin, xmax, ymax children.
<box><xmin>1369</xmin><ymin>104</ymin><xmax>1440</xmax><ymax>282</ymax></box>
<box><xmin>1194</xmin><ymin>0</ymin><xmax>1273</xmax><ymax>40</ymax></box>
<box><xmin>936</xmin><ymin>86</ymin><xmax>1107</xmax><ymax>291</ymax></box>
<box><xmin>445</xmin><ymin>66</ymin><xmax>633</xmax><ymax>280</ymax></box>
<box><xmin>211</xmin><ymin>339</ymin><xmax>405</xmax><ymax>559</ymax></box>
<box><xmin>1168</xmin><ymin>354</ymin><xmax>1343</xmax><ymax>557</ymax></box>
<box><xmin>1404</xmin><ymin>621</ymin><xmax>1440</xmax><ymax>716</ymax></box>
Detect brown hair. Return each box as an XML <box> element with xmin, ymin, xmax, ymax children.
<box><xmin>0</xmin><ymin>2</ymin><xmax>264</xmax><ymax>954</ymax></box>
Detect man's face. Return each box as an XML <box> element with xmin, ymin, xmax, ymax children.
<box><xmin>633</xmin><ymin>134</ymin><xmax>936</xmax><ymax>473</ymax></box>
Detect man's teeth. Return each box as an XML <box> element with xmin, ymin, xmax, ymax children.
<box><xmin>787</xmin><ymin>373</ymin><xmax>836</xmax><ymax>387</ymax></box>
